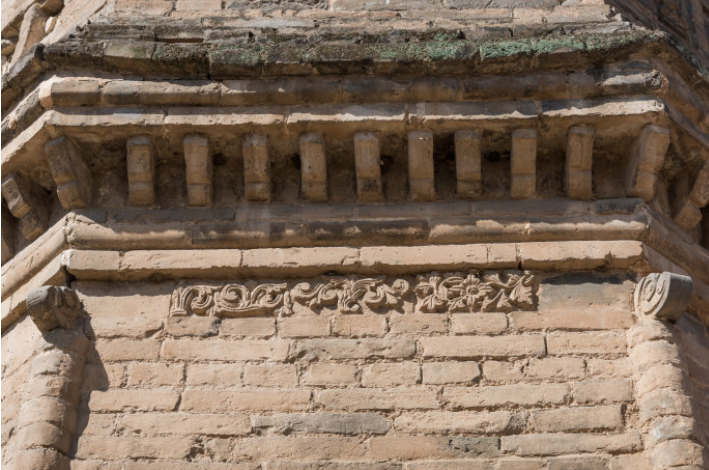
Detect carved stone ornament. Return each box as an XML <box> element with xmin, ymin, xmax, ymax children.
<box><xmin>634</xmin><ymin>272</ymin><xmax>693</xmax><ymax>321</ymax></box>
<box><xmin>415</xmin><ymin>271</ymin><xmax>537</xmax><ymax>313</ymax></box>
<box><xmin>171</xmin><ymin>282</ymin><xmax>289</xmax><ymax>317</ymax></box>
<box><xmin>26</xmin><ymin>286</ymin><xmax>84</xmax><ymax>332</ymax></box>
<box><xmin>169</xmin><ymin>271</ymin><xmax>538</xmax><ymax>317</ymax></box>
<box><xmin>290</xmin><ymin>277</ymin><xmax>410</xmax><ymax>314</ymax></box>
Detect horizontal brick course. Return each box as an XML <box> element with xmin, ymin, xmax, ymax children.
<box><xmin>89</xmin><ymin>390</ymin><xmax>180</xmax><ymax>413</ymax></box>
<box><xmin>422</xmin><ymin>361</ymin><xmax>481</xmax><ymax>384</ymax></box>
<box><xmin>252</xmin><ymin>412</ymin><xmax>390</xmax><ymax>435</ymax></box>
<box><xmin>317</xmin><ymin>388</ymin><xmax>439</xmax><ymax>410</ymax></box>
<box><xmin>547</xmin><ymin>332</ymin><xmax>627</xmax><ymax>355</ymax></box>
<box><xmin>362</xmin><ymin>362</ymin><xmax>420</xmax><ymax>386</ymax></box>
<box><xmin>118</xmin><ymin>412</ymin><xmax>251</xmax><ymax>436</ymax></box>
<box><xmin>531</xmin><ymin>405</ymin><xmax>624</xmax><ymax>432</ymax></box>
<box><xmin>420</xmin><ymin>335</ymin><xmax>545</xmax><ymax>358</ymax></box>
<box><xmin>181</xmin><ymin>389</ymin><xmax>311</xmax><ymax>412</ymax></box>
<box><xmin>370</xmin><ymin>436</ymin><xmax>500</xmax><ymax>460</ymax></box>
<box><xmin>501</xmin><ymin>432</ymin><xmax>643</xmax><ymax>456</ymax></box>
<box><xmin>75</xmin><ymin>437</ymin><xmax>194</xmax><ymax>460</ymax></box>
<box><xmin>292</xmin><ymin>338</ymin><xmax>416</xmax><ymax>360</ymax></box>
<box><xmin>395</xmin><ymin>411</ymin><xmax>524</xmax><ymax>435</ymax></box>
<box><xmin>510</xmin><ymin>310</ymin><xmax>633</xmax><ymax>330</ymax></box>
<box><xmin>444</xmin><ymin>384</ymin><xmax>569</xmax><ymax>409</ymax></box>
<box><xmin>162</xmin><ymin>339</ymin><xmax>289</xmax><ymax>361</ymax></box>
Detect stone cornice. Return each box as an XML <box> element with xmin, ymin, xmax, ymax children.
<box><xmin>3</xmin><ymin>30</ymin><xmax>709</xmax><ymax>117</ymax></box>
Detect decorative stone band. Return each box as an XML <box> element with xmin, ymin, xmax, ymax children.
<box><xmin>10</xmin><ymin>286</ymin><xmax>88</xmax><ymax>470</ymax></box>
<box><xmin>169</xmin><ymin>271</ymin><xmax>537</xmax><ymax>317</ymax></box>
<box><xmin>634</xmin><ymin>272</ymin><xmax>693</xmax><ymax>322</ymax></box>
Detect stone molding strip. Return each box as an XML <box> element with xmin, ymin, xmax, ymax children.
<box><xmin>169</xmin><ymin>271</ymin><xmax>536</xmax><ymax>317</ymax></box>
<box><xmin>629</xmin><ymin>273</ymin><xmax>709</xmax><ymax>469</ymax></box>
<box><xmin>3</xmin><ymin>241</ymin><xmax>709</xmax><ymax>333</ymax></box>
<box><xmin>9</xmin><ymin>286</ymin><xmax>88</xmax><ymax>470</ymax></box>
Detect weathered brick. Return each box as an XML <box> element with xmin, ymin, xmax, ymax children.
<box><xmin>501</xmin><ymin>432</ymin><xmax>642</xmax><ymax>456</ymax></box>
<box><xmin>547</xmin><ymin>456</ymin><xmax>608</xmax><ymax>470</ymax></box>
<box><xmin>165</xmin><ymin>316</ymin><xmax>219</xmax><ymax>337</ymax></box>
<box><xmin>629</xmin><ymin>340</ymin><xmax>682</xmax><ymax>375</ymax></box>
<box><xmin>525</xmin><ymin>358</ymin><xmax>585</xmax><ymax>380</ymax></box>
<box><xmin>586</xmin><ymin>359</ymin><xmax>631</xmax><ymax>378</ymax></box>
<box><xmin>395</xmin><ymin>411</ymin><xmax>523</xmax><ymax>435</ymax></box>
<box><xmin>252</xmin><ymin>412</ymin><xmax>390</xmax><ymax>435</ymax></box>
<box><xmin>575</xmin><ymin>379</ymin><xmax>633</xmax><ymax>404</ymax></box>
<box><xmin>650</xmin><ymin>415</ymin><xmax>696</xmax><ymax>444</ymax></box>
<box><xmin>654</xmin><ymin>439</ymin><xmax>708</xmax><ymax>468</ymax></box>
<box><xmin>332</xmin><ymin>315</ymin><xmax>387</xmax><ymax>336</ymax></box>
<box><xmin>450</xmin><ymin>313</ymin><xmax>508</xmax><ymax>335</ymax></box>
<box><xmin>75</xmin><ymin>436</ymin><xmax>194</xmax><ymax>460</ymax></box>
<box><xmin>291</xmin><ymin>338</ymin><xmax>415</xmax><ymax>360</ymax></box>
<box><xmin>127</xmin><ymin>362</ymin><xmax>184</xmax><ymax>386</ymax></box>
<box><xmin>303</xmin><ymin>364</ymin><xmax>359</xmax><ymax>386</ymax></box>
<box><xmin>510</xmin><ymin>310</ymin><xmax>633</xmax><ymax>330</ymax></box>
<box><xmin>317</xmin><ymin>388</ymin><xmax>439</xmax><ymax>410</ymax></box>
<box><xmin>370</xmin><ymin>436</ymin><xmax>499</xmax><ymax>460</ymax></box>
<box><xmin>444</xmin><ymin>384</ymin><xmax>569</xmax><ymax>409</ymax></box>
<box><xmin>637</xmin><ymin>389</ymin><xmax>693</xmax><ymax>422</ymax></box>
<box><xmin>76</xmin><ymin>412</ymin><xmax>116</xmax><ymax>436</ymax></box>
<box><xmin>181</xmin><ymin>389</ymin><xmax>311</xmax><ymax>412</ymax></box>
<box><xmin>82</xmin><ymin>363</ymin><xmax>125</xmax><ymax>390</ymax></box>
<box><xmin>279</xmin><ymin>316</ymin><xmax>331</xmax><ymax>337</ymax></box>
<box><xmin>162</xmin><ymin>339</ymin><xmax>289</xmax><ymax>361</ymax></box>
<box><xmin>405</xmin><ymin>461</ymin><xmax>491</xmax><ymax>470</ymax></box>
<box><xmin>186</xmin><ymin>363</ymin><xmax>242</xmax><ymax>386</ymax></box>
<box><xmin>389</xmin><ymin>314</ymin><xmax>447</xmax><ymax>334</ymax></box>
<box><xmin>89</xmin><ymin>389</ymin><xmax>180</xmax><ymax>412</ymax></box>
<box><xmin>483</xmin><ymin>361</ymin><xmax>524</xmax><ymax>383</ymax></box>
<box><xmin>220</xmin><ymin>317</ymin><xmax>276</xmax><ymax>336</ymax></box>
<box><xmin>124</xmin><ymin>463</ymin><xmax>257</xmax><ymax>470</ymax></box>
<box><xmin>362</xmin><ymin>362</ymin><xmax>420</xmax><ymax>386</ymax></box>
<box><xmin>243</xmin><ymin>364</ymin><xmax>298</xmax><ymax>386</ymax></box>
<box><xmin>531</xmin><ymin>405</ymin><xmax>623</xmax><ymax>432</ymax></box>
<box><xmin>423</xmin><ymin>361</ymin><xmax>481</xmax><ymax>384</ymax></box>
<box><xmin>233</xmin><ymin>437</ymin><xmax>367</xmax><ymax>461</ymax></box>
<box><xmin>118</xmin><ymin>413</ymin><xmax>251</xmax><ymax>436</ymax></box>
<box><xmin>93</xmin><ymin>339</ymin><xmax>161</xmax><ymax>362</ymax></box>
<box><xmin>636</xmin><ymin>363</ymin><xmax>687</xmax><ymax>396</ymax></box>
<box><xmin>421</xmin><ymin>335</ymin><xmax>545</xmax><ymax>358</ymax></box>
<box><xmin>265</xmin><ymin>464</ymin><xmax>399</xmax><ymax>470</ymax></box>
<box><xmin>496</xmin><ymin>459</ymin><xmax>546</xmax><ymax>470</ymax></box>
<box><xmin>547</xmin><ymin>332</ymin><xmax>626</xmax><ymax>355</ymax></box>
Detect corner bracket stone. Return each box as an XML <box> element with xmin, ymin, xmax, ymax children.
<box><xmin>634</xmin><ymin>272</ymin><xmax>693</xmax><ymax>322</ymax></box>
<box><xmin>26</xmin><ymin>285</ymin><xmax>84</xmax><ymax>332</ymax></box>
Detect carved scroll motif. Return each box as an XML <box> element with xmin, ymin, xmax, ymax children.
<box><xmin>169</xmin><ymin>272</ymin><xmax>538</xmax><ymax>317</ymax></box>
<box><xmin>415</xmin><ymin>271</ymin><xmax>537</xmax><ymax>313</ymax></box>
<box><xmin>290</xmin><ymin>277</ymin><xmax>410</xmax><ymax>314</ymax></box>
<box><xmin>171</xmin><ymin>283</ymin><xmax>288</xmax><ymax>317</ymax></box>
<box><xmin>634</xmin><ymin>272</ymin><xmax>692</xmax><ymax>321</ymax></box>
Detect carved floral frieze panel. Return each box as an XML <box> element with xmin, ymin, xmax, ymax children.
<box><xmin>169</xmin><ymin>271</ymin><xmax>538</xmax><ymax>317</ymax></box>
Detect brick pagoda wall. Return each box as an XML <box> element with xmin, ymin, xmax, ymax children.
<box><xmin>4</xmin><ymin>272</ymin><xmax>674</xmax><ymax>469</ymax></box>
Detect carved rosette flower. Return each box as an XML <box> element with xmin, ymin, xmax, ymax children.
<box><xmin>290</xmin><ymin>277</ymin><xmax>410</xmax><ymax>314</ymax></box>
<box><xmin>415</xmin><ymin>271</ymin><xmax>537</xmax><ymax>313</ymax></box>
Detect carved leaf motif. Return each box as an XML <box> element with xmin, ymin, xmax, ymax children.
<box><xmin>291</xmin><ymin>277</ymin><xmax>409</xmax><ymax>314</ymax></box>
